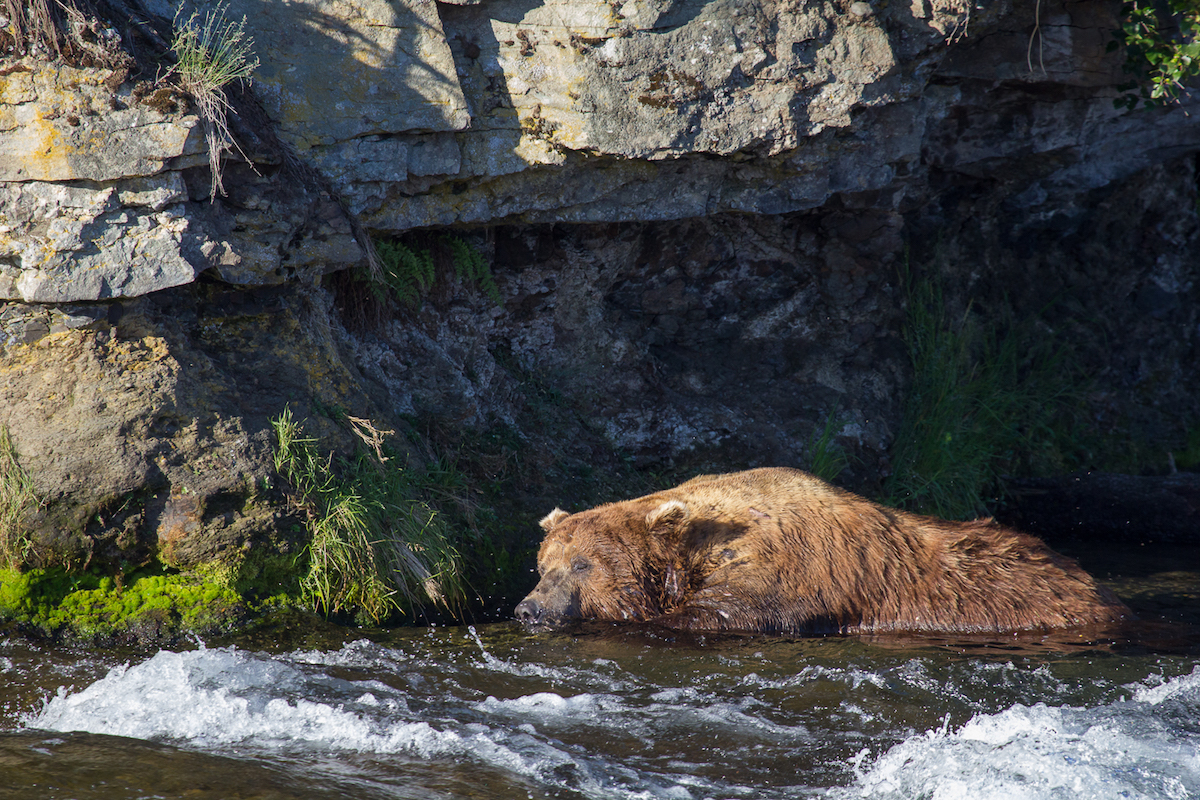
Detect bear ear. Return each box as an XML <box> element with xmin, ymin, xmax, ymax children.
<box><xmin>540</xmin><ymin>508</ymin><xmax>570</xmax><ymax>532</ymax></box>
<box><xmin>646</xmin><ymin>500</ymin><xmax>689</xmax><ymax>532</ymax></box>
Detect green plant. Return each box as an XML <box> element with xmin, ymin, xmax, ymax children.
<box><xmin>0</xmin><ymin>565</ymin><xmax>244</xmax><ymax>639</ymax></box>
<box><xmin>375</xmin><ymin>240</ymin><xmax>436</xmax><ymax>306</ymax></box>
<box><xmin>882</xmin><ymin>269</ymin><xmax>1078</xmax><ymax>519</ymax></box>
<box><xmin>170</xmin><ymin>3</ymin><xmax>259</xmax><ymax>199</ymax></box>
<box><xmin>1112</xmin><ymin>0</ymin><xmax>1200</xmax><ymax>107</ymax></box>
<box><xmin>0</xmin><ymin>427</ymin><xmax>38</xmax><ymax>568</ymax></box>
<box><xmin>807</xmin><ymin>406</ymin><xmax>851</xmax><ymax>483</ymax></box>
<box><xmin>446</xmin><ymin>235</ymin><xmax>502</xmax><ymax>304</ymax></box>
<box><xmin>370</xmin><ymin>235</ymin><xmax>501</xmax><ymax>307</ymax></box>
<box><xmin>271</xmin><ymin>407</ymin><xmax>464</xmax><ymax>623</ymax></box>
<box><xmin>1173</xmin><ymin>427</ymin><xmax>1200</xmax><ymax>471</ymax></box>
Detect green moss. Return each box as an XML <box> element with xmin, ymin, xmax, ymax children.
<box><xmin>223</xmin><ymin>546</ymin><xmax>302</xmax><ymax>603</ymax></box>
<box><xmin>0</xmin><ymin>564</ymin><xmax>250</xmax><ymax>642</ymax></box>
<box><xmin>47</xmin><ymin>574</ymin><xmax>237</xmax><ymax>637</ymax></box>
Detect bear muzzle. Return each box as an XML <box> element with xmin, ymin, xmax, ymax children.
<box><xmin>515</xmin><ymin>595</ymin><xmax>575</xmax><ymax>628</ymax></box>
<box><xmin>514</xmin><ymin>583</ymin><xmax>580</xmax><ymax>628</ymax></box>
<box><xmin>514</xmin><ymin>596</ymin><xmax>546</xmax><ymax>625</ymax></box>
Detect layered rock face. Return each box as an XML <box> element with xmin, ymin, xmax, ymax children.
<box><xmin>0</xmin><ymin>59</ymin><xmax>363</xmax><ymax>304</ymax></box>
<box><xmin>0</xmin><ymin>0</ymin><xmax>1197</xmax><ymax>591</ymax></box>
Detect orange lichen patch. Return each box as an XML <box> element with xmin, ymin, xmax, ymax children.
<box><xmin>1</xmin><ymin>62</ymin><xmax>198</xmax><ymax>182</ymax></box>
<box><xmin>12</xmin><ymin>113</ymin><xmax>69</xmax><ymax>178</ymax></box>
<box><xmin>0</xmin><ymin>329</ymin><xmax>86</xmax><ymax>373</ymax></box>
<box><xmin>157</xmin><ymin>492</ymin><xmax>203</xmax><ymax>562</ymax></box>
<box><xmin>104</xmin><ymin>335</ymin><xmax>175</xmax><ymax>372</ymax></box>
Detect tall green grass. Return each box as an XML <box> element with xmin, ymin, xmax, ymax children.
<box><xmin>0</xmin><ymin>427</ymin><xmax>37</xmax><ymax>568</ymax></box>
<box><xmin>271</xmin><ymin>408</ymin><xmax>463</xmax><ymax>623</ymax></box>
<box><xmin>807</xmin><ymin>406</ymin><xmax>851</xmax><ymax>483</ymax></box>
<box><xmin>882</xmin><ymin>269</ymin><xmax>1078</xmax><ymax>519</ymax></box>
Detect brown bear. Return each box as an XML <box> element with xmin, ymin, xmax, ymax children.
<box><xmin>514</xmin><ymin>467</ymin><xmax>1131</xmax><ymax>634</ymax></box>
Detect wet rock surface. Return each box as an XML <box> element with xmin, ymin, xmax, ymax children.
<box><xmin>1005</xmin><ymin>472</ymin><xmax>1200</xmax><ymax>544</ymax></box>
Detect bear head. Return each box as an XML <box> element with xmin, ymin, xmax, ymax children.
<box><xmin>514</xmin><ymin>499</ymin><xmax>690</xmax><ymax>628</ymax></box>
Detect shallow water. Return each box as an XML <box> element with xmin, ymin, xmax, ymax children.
<box><xmin>2</xmin><ymin>545</ymin><xmax>1198</xmax><ymax>800</ymax></box>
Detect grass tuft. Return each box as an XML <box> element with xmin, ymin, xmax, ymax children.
<box><xmin>807</xmin><ymin>406</ymin><xmax>851</xmax><ymax>483</ymax></box>
<box><xmin>0</xmin><ymin>427</ymin><xmax>38</xmax><ymax>569</ymax></box>
<box><xmin>0</xmin><ymin>0</ymin><xmax>133</xmax><ymax>67</ymax></box>
<box><xmin>1</xmin><ymin>0</ymin><xmax>64</xmax><ymax>59</ymax></box>
<box><xmin>271</xmin><ymin>407</ymin><xmax>464</xmax><ymax>624</ymax></box>
<box><xmin>170</xmin><ymin>3</ymin><xmax>258</xmax><ymax>199</ymax></box>
<box><xmin>882</xmin><ymin>267</ymin><xmax>1079</xmax><ymax>519</ymax></box>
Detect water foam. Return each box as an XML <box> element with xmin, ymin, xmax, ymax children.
<box><xmin>18</xmin><ymin>638</ymin><xmax>1199</xmax><ymax>800</ymax></box>
<box><xmin>478</xmin><ymin>687</ymin><xmax>808</xmax><ymax>746</ymax></box>
<box><xmin>25</xmin><ymin>647</ymin><xmax>456</xmax><ymax>754</ymax></box>
<box><xmin>20</xmin><ymin>645</ymin><xmax>713</xmax><ymax>800</ymax></box>
<box><xmin>833</xmin><ymin>668</ymin><xmax>1200</xmax><ymax>800</ymax></box>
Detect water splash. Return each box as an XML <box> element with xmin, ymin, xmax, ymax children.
<box><xmin>835</xmin><ymin>668</ymin><xmax>1200</xmax><ymax>800</ymax></box>
<box><xmin>20</xmin><ymin>645</ymin><xmax>735</xmax><ymax>799</ymax></box>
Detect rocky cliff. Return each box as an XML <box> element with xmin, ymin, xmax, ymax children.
<box><xmin>0</xmin><ymin>0</ymin><xmax>1196</xmax><ymax>637</ymax></box>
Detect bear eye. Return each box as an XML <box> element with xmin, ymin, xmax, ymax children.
<box><xmin>571</xmin><ymin>556</ymin><xmax>592</xmax><ymax>573</ymax></box>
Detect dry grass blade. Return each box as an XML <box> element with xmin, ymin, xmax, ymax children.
<box><xmin>2</xmin><ymin>0</ymin><xmax>62</xmax><ymax>59</ymax></box>
<box><xmin>349</xmin><ymin>416</ymin><xmax>395</xmax><ymax>467</ymax></box>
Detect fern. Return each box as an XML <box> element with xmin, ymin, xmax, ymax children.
<box><xmin>369</xmin><ymin>235</ymin><xmax>501</xmax><ymax>307</ymax></box>
<box><xmin>375</xmin><ymin>240</ymin><xmax>435</xmax><ymax>306</ymax></box>
<box><xmin>445</xmin><ymin>236</ymin><xmax>502</xmax><ymax>304</ymax></box>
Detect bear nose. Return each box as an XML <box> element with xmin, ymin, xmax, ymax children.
<box><xmin>515</xmin><ymin>597</ymin><xmax>543</xmax><ymax>624</ymax></box>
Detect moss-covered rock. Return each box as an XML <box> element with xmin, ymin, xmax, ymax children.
<box><xmin>0</xmin><ymin>564</ymin><xmax>274</xmax><ymax>644</ymax></box>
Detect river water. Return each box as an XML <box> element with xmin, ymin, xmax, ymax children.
<box><xmin>2</xmin><ymin>544</ymin><xmax>1198</xmax><ymax>800</ymax></box>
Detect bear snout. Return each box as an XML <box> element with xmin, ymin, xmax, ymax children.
<box><xmin>515</xmin><ymin>571</ymin><xmax>582</xmax><ymax>627</ymax></box>
<box><xmin>514</xmin><ymin>597</ymin><xmax>545</xmax><ymax>625</ymax></box>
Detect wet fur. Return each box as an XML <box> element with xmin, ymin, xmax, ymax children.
<box><xmin>520</xmin><ymin>468</ymin><xmax>1131</xmax><ymax>634</ymax></box>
